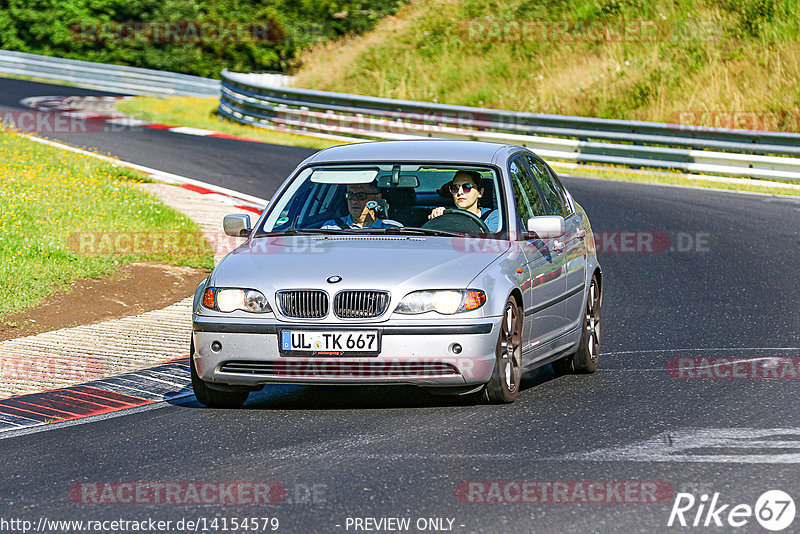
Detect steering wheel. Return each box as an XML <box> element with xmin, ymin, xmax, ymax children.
<box><xmin>422</xmin><ymin>208</ymin><xmax>490</xmax><ymax>234</ymax></box>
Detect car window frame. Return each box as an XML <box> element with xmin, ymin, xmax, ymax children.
<box><xmin>541</xmin><ymin>160</ymin><xmax>575</xmax><ymax>217</ymax></box>
<box><xmin>254</xmin><ymin>161</ymin><xmax>510</xmax><ymax>237</ymax></box>
<box><xmin>520</xmin><ymin>155</ymin><xmax>569</xmax><ymax>219</ymax></box>
<box><xmin>506</xmin><ymin>153</ymin><xmax>550</xmax><ymax>239</ymax></box>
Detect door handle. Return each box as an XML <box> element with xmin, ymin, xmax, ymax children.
<box><xmin>553</xmin><ymin>240</ymin><xmax>565</xmax><ymax>252</ymax></box>
<box><xmin>576</xmin><ymin>229</ymin><xmax>587</xmax><ymax>239</ymax></box>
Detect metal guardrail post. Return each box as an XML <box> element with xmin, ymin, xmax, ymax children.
<box><xmin>219</xmin><ymin>69</ymin><xmax>800</xmax><ymax>182</ymax></box>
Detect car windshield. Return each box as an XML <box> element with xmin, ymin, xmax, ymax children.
<box><xmin>256</xmin><ymin>163</ymin><xmax>505</xmax><ymax>237</ymax></box>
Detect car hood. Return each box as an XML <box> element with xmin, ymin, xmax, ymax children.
<box><xmin>211</xmin><ymin>235</ymin><xmax>509</xmax><ymax>296</ymax></box>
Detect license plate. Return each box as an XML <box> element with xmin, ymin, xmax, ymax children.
<box><xmin>280</xmin><ymin>330</ymin><xmax>380</xmax><ymax>356</ymax></box>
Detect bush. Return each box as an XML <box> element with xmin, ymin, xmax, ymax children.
<box><xmin>0</xmin><ymin>0</ymin><xmax>407</xmax><ymax>77</ymax></box>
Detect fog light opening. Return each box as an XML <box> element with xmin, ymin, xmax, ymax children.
<box><xmin>211</xmin><ymin>341</ymin><xmax>222</xmax><ymax>353</ymax></box>
<box><xmin>450</xmin><ymin>343</ymin><xmax>462</xmax><ymax>354</ymax></box>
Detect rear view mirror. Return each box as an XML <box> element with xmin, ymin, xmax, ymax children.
<box><xmin>223</xmin><ymin>214</ymin><xmax>252</xmax><ymax>237</ymax></box>
<box><xmin>527</xmin><ymin>216</ymin><xmax>565</xmax><ymax>239</ymax></box>
<box><xmin>377</xmin><ymin>174</ymin><xmax>420</xmax><ymax>188</ymax></box>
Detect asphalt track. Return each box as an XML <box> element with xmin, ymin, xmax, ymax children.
<box><xmin>2</xmin><ymin>77</ymin><xmax>800</xmax><ymax>533</ymax></box>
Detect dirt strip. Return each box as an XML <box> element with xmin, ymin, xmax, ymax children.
<box><xmin>0</xmin><ymin>182</ymin><xmax>253</xmax><ymax>399</ymax></box>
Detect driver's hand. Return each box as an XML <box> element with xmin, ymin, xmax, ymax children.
<box><xmin>428</xmin><ymin>207</ymin><xmax>446</xmax><ymax>219</ymax></box>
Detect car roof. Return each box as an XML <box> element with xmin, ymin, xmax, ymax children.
<box><xmin>305</xmin><ymin>140</ymin><xmax>520</xmax><ymax>166</ymax></box>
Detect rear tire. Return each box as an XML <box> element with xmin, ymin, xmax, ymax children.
<box><xmin>483</xmin><ymin>297</ymin><xmax>523</xmax><ymax>403</ymax></box>
<box><xmin>553</xmin><ymin>274</ymin><xmax>601</xmax><ymax>374</ymax></box>
<box><xmin>190</xmin><ymin>340</ymin><xmax>249</xmax><ymax>408</ymax></box>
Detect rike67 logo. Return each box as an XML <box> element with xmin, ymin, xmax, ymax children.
<box><xmin>668</xmin><ymin>490</ymin><xmax>795</xmax><ymax>531</ymax></box>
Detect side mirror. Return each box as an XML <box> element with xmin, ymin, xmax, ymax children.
<box><xmin>527</xmin><ymin>215</ymin><xmax>565</xmax><ymax>239</ymax></box>
<box><xmin>223</xmin><ymin>214</ymin><xmax>252</xmax><ymax>237</ymax></box>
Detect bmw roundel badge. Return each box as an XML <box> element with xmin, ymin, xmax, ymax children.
<box><xmin>327</xmin><ymin>275</ymin><xmax>342</xmax><ymax>284</ymax></box>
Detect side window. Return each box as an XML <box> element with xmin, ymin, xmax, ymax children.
<box><xmin>297</xmin><ymin>183</ymin><xmax>344</xmax><ymax>224</ymax></box>
<box><xmin>509</xmin><ymin>158</ymin><xmax>546</xmax><ymax>227</ymax></box>
<box><xmin>545</xmin><ymin>165</ymin><xmax>574</xmax><ymax>216</ymax></box>
<box><xmin>523</xmin><ymin>156</ymin><xmax>567</xmax><ymax>217</ymax></box>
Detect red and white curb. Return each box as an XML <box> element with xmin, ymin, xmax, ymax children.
<box><xmin>17</xmin><ymin>96</ymin><xmax>271</xmax><ymax>211</ymax></box>
<box><xmin>0</xmin><ymin>123</ymin><xmax>271</xmax><ymax>431</ymax></box>
<box><xmin>0</xmin><ymin>359</ymin><xmax>194</xmax><ymax>437</ymax></box>
<box><xmin>20</xmin><ymin>132</ymin><xmax>269</xmax><ymax>213</ymax></box>
<box><xmin>13</xmin><ymin>95</ymin><xmax>268</xmax><ymax>212</ymax></box>
<box><xmin>20</xmin><ymin>95</ymin><xmax>266</xmax><ymax>143</ymax></box>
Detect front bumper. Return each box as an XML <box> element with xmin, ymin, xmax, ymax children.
<box><xmin>191</xmin><ymin>316</ymin><xmax>501</xmax><ymax>387</ymax></box>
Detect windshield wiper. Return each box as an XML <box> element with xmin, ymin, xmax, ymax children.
<box><xmin>373</xmin><ymin>226</ymin><xmax>464</xmax><ymax>237</ymax></box>
<box><xmin>257</xmin><ymin>228</ymin><xmax>354</xmax><ymax>237</ymax></box>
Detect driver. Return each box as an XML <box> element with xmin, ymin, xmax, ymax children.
<box><xmin>428</xmin><ymin>170</ymin><xmax>499</xmax><ymax>232</ymax></box>
<box><xmin>322</xmin><ymin>181</ymin><xmax>403</xmax><ymax>229</ymax></box>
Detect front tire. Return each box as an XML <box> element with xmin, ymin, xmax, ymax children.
<box><xmin>554</xmin><ymin>274</ymin><xmax>601</xmax><ymax>374</ymax></box>
<box><xmin>190</xmin><ymin>340</ymin><xmax>249</xmax><ymax>408</ymax></box>
<box><xmin>484</xmin><ymin>297</ymin><xmax>523</xmax><ymax>403</ymax></box>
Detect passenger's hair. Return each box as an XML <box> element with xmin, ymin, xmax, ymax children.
<box><xmin>452</xmin><ymin>170</ymin><xmax>483</xmax><ymax>185</ymax></box>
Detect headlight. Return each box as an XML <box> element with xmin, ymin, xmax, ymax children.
<box><xmin>202</xmin><ymin>288</ymin><xmax>272</xmax><ymax>313</ymax></box>
<box><xmin>395</xmin><ymin>290</ymin><xmax>486</xmax><ymax>315</ymax></box>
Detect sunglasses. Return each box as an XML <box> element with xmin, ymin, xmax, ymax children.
<box><xmin>345</xmin><ymin>191</ymin><xmax>378</xmax><ymax>200</ymax></box>
<box><xmin>448</xmin><ymin>183</ymin><xmax>476</xmax><ymax>194</ymax></box>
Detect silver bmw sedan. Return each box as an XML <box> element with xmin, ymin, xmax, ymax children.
<box><xmin>190</xmin><ymin>140</ymin><xmax>602</xmax><ymax>407</ymax></box>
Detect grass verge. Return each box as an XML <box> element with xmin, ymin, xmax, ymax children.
<box><xmin>293</xmin><ymin>0</ymin><xmax>800</xmax><ymax>130</ymax></box>
<box><xmin>0</xmin><ymin>127</ymin><xmax>214</xmax><ymax>319</ymax></box>
<box><xmin>116</xmin><ymin>96</ymin><xmax>338</xmax><ymax>150</ymax></box>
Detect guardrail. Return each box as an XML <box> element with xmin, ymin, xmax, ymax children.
<box><xmin>0</xmin><ymin>49</ymin><xmax>220</xmax><ymax>96</ymax></box>
<box><xmin>219</xmin><ymin>69</ymin><xmax>800</xmax><ymax>182</ymax></box>
<box><xmin>0</xmin><ymin>49</ymin><xmax>294</xmax><ymax>97</ymax></box>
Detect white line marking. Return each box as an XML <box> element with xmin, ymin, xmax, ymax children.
<box><xmin>598</xmin><ymin>355</ymin><xmax>800</xmax><ymax>372</ymax></box>
<box><xmin>604</xmin><ymin>347</ymin><xmax>800</xmax><ymax>356</ymax></box>
<box><xmin>168</xmin><ymin>126</ymin><xmax>217</xmax><ymax>136</ymax></box>
<box><xmin>17</xmin><ymin>133</ymin><xmax>270</xmax><ymax>207</ymax></box>
<box><xmin>563</xmin><ymin>428</ymin><xmax>800</xmax><ymax>464</ymax></box>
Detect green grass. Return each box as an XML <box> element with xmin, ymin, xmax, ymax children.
<box><xmin>0</xmin><ymin>128</ymin><xmax>214</xmax><ymax>318</ymax></box>
<box><xmin>294</xmin><ymin>0</ymin><xmax>800</xmax><ymax>131</ymax></box>
<box><xmin>116</xmin><ymin>96</ymin><xmax>339</xmax><ymax>150</ymax></box>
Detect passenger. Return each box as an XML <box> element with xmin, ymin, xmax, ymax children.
<box><xmin>321</xmin><ymin>181</ymin><xmax>403</xmax><ymax>229</ymax></box>
<box><xmin>428</xmin><ymin>170</ymin><xmax>500</xmax><ymax>232</ymax></box>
